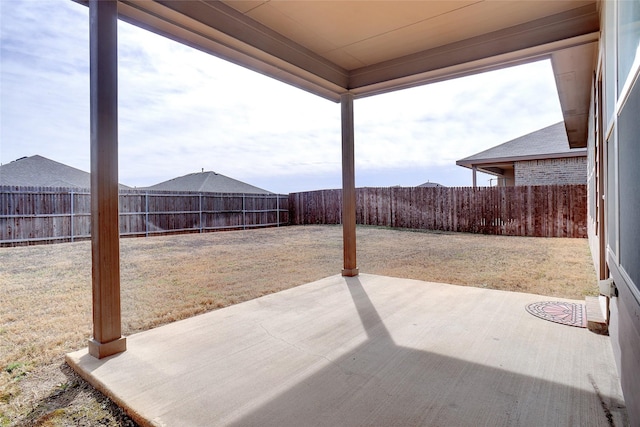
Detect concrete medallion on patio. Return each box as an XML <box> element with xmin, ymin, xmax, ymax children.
<box><xmin>525</xmin><ymin>301</ymin><xmax>587</xmax><ymax>328</ymax></box>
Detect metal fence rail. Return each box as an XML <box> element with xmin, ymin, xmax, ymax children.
<box><xmin>0</xmin><ymin>186</ymin><xmax>289</xmax><ymax>246</ymax></box>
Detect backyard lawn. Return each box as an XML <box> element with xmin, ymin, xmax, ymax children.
<box><xmin>0</xmin><ymin>225</ymin><xmax>597</xmax><ymax>426</ymax></box>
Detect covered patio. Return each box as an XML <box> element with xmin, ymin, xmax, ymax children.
<box><xmin>67</xmin><ymin>274</ymin><xmax>626</xmax><ymax>426</ymax></box>
<box><xmin>66</xmin><ymin>0</ymin><xmax>627</xmax><ymax>424</ymax></box>
<box><xmin>79</xmin><ymin>0</ymin><xmax>599</xmax><ymax>359</ymax></box>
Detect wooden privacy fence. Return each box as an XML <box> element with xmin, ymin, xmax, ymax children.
<box><xmin>289</xmin><ymin>185</ymin><xmax>587</xmax><ymax>238</ymax></box>
<box><xmin>1</xmin><ymin>186</ymin><xmax>289</xmax><ymax>246</ymax></box>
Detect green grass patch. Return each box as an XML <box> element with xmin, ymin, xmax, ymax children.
<box><xmin>4</xmin><ymin>362</ymin><xmax>23</xmax><ymax>374</ymax></box>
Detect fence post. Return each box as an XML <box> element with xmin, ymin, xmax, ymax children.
<box><xmin>145</xmin><ymin>192</ymin><xmax>149</xmax><ymax>238</ymax></box>
<box><xmin>199</xmin><ymin>193</ymin><xmax>203</xmax><ymax>233</ymax></box>
<box><xmin>242</xmin><ymin>194</ymin><xmax>246</xmax><ymax>230</ymax></box>
<box><xmin>70</xmin><ymin>190</ymin><xmax>75</xmax><ymax>242</ymax></box>
<box><xmin>277</xmin><ymin>195</ymin><xmax>280</xmax><ymax>227</ymax></box>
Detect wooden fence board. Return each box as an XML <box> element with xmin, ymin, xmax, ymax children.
<box><xmin>3</xmin><ymin>185</ymin><xmax>587</xmax><ymax>245</ymax></box>
<box><xmin>289</xmin><ymin>185</ymin><xmax>587</xmax><ymax>238</ymax></box>
<box><xmin>1</xmin><ymin>186</ymin><xmax>289</xmax><ymax>246</ymax></box>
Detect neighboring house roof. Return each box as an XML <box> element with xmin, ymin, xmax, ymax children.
<box><xmin>456</xmin><ymin>122</ymin><xmax>587</xmax><ymax>169</ymax></box>
<box><xmin>0</xmin><ymin>155</ymin><xmax>130</xmax><ymax>189</ymax></box>
<box><xmin>417</xmin><ymin>181</ymin><xmax>445</xmax><ymax>188</ymax></box>
<box><xmin>144</xmin><ymin>171</ymin><xmax>273</xmax><ymax>194</ymax></box>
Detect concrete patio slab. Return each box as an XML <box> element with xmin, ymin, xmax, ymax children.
<box><xmin>67</xmin><ymin>274</ymin><xmax>627</xmax><ymax>426</ymax></box>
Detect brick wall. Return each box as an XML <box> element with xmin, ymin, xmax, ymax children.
<box><xmin>515</xmin><ymin>157</ymin><xmax>587</xmax><ymax>186</ymax></box>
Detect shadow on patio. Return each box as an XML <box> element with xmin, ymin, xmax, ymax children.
<box><xmin>67</xmin><ymin>274</ymin><xmax>627</xmax><ymax>426</ymax></box>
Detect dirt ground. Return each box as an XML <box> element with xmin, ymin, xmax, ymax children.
<box><xmin>0</xmin><ymin>225</ymin><xmax>597</xmax><ymax>426</ymax></box>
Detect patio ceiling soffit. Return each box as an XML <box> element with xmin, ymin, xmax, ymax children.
<box><xmin>476</xmin><ymin>166</ymin><xmax>507</xmax><ymax>176</ymax></box>
<box><xmin>104</xmin><ymin>1</ymin><xmax>599</xmax><ymax>102</ymax></box>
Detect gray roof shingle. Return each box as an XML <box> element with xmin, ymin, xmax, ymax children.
<box><xmin>144</xmin><ymin>171</ymin><xmax>273</xmax><ymax>194</ymax></box>
<box><xmin>417</xmin><ymin>181</ymin><xmax>445</xmax><ymax>188</ymax></box>
<box><xmin>457</xmin><ymin>122</ymin><xmax>587</xmax><ymax>167</ymax></box>
<box><xmin>0</xmin><ymin>155</ymin><xmax>130</xmax><ymax>189</ymax></box>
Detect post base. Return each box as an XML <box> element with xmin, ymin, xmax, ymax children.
<box><xmin>342</xmin><ymin>268</ymin><xmax>359</xmax><ymax>277</ymax></box>
<box><xmin>88</xmin><ymin>337</ymin><xmax>127</xmax><ymax>359</ymax></box>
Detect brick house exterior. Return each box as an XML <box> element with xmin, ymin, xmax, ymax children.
<box><xmin>456</xmin><ymin>122</ymin><xmax>587</xmax><ymax>187</ymax></box>
<box><xmin>515</xmin><ymin>157</ymin><xmax>587</xmax><ymax>186</ymax></box>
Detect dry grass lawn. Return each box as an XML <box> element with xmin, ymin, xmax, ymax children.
<box><xmin>0</xmin><ymin>225</ymin><xmax>597</xmax><ymax>426</ymax></box>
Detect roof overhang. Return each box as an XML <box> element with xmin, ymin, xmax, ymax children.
<box><xmin>481</xmin><ymin>166</ymin><xmax>508</xmax><ymax>176</ymax></box>
<box><xmin>551</xmin><ymin>42</ymin><xmax>598</xmax><ymax>148</ymax></box>
<box><xmin>75</xmin><ymin>0</ymin><xmax>600</xmax><ymax>147</ymax></box>
<box><xmin>460</xmin><ymin>164</ymin><xmax>511</xmax><ymax>177</ymax></box>
<box><xmin>456</xmin><ymin>149</ymin><xmax>588</xmax><ymax>170</ymax></box>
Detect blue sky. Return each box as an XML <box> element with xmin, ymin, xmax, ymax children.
<box><xmin>0</xmin><ymin>0</ymin><xmax>565</xmax><ymax>194</ymax></box>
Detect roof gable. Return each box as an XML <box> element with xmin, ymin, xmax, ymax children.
<box><xmin>0</xmin><ymin>155</ymin><xmax>131</xmax><ymax>189</ymax></box>
<box><xmin>144</xmin><ymin>171</ymin><xmax>273</xmax><ymax>194</ymax></box>
<box><xmin>417</xmin><ymin>182</ymin><xmax>445</xmax><ymax>188</ymax></box>
<box><xmin>0</xmin><ymin>155</ymin><xmax>90</xmax><ymax>188</ymax></box>
<box><xmin>456</xmin><ymin>122</ymin><xmax>587</xmax><ymax>168</ymax></box>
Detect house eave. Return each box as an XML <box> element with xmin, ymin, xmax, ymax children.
<box><xmin>456</xmin><ymin>149</ymin><xmax>588</xmax><ymax>169</ymax></box>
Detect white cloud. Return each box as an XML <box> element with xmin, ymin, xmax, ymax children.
<box><xmin>1</xmin><ymin>1</ymin><xmax>89</xmax><ymax>174</ymax></box>
<box><xmin>1</xmin><ymin>0</ymin><xmax>564</xmax><ymax>194</ymax></box>
<box><xmin>353</xmin><ymin>59</ymin><xmax>562</xmax><ymax>173</ymax></box>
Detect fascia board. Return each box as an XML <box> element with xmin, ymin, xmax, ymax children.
<box><xmin>456</xmin><ymin>150</ymin><xmax>588</xmax><ymax>168</ymax></box>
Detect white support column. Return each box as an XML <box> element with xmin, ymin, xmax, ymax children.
<box><xmin>88</xmin><ymin>0</ymin><xmax>126</xmax><ymax>359</ymax></box>
<box><xmin>472</xmin><ymin>166</ymin><xmax>478</xmax><ymax>188</ymax></box>
<box><xmin>341</xmin><ymin>93</ymin><xmax>358</xmax><ymax>277</ymax></box>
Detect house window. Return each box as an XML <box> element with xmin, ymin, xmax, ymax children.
<box><xmin>605</xmin><ymin>1</ymin><xmax>617</xmax><ymax>127</ymax></box>
<box><xmin>606</xmin><ymin>127</ymin><xmax>618</xmax><ymax>260</ymax></box>
<box><xmin>618</xmin><ymin>78</ymin><xmax>640</xmax><ymax>291</ymax></box>
<box><xmin>587</xmin><ymin>116</ymin><xmax>597</xmax><ymax>226</ymax></box>
<box><xmin>617</xmin><ymin>0</ymin><xmax>640</xmax><ymax>96</ymax></box>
